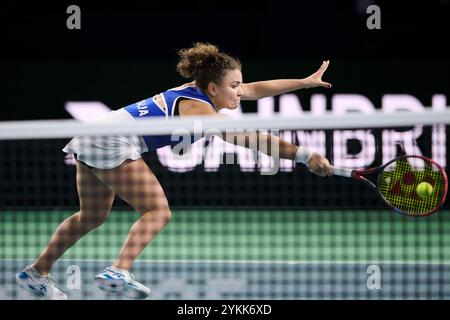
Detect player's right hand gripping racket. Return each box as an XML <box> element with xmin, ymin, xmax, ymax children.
<box><xmin>332</xmin><ymin>155</ymin><xmax>448</xmax><ymax>216</ymax></box>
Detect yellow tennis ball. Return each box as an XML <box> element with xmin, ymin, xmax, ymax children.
<box><xmin>416</xmin><ymin>182</ymin><xmax>433</xmax><ymax>198</ymax></box>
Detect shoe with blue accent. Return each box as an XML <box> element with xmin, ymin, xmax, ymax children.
<box><xmin>15</xmin><ymin>265</ymin><xmax>68</xmax><ymax>300</ymax></box>
<box><xmin>94</xmin><ymin>266</ymin><xmax>151</xmax><ymax>299</ymax></box>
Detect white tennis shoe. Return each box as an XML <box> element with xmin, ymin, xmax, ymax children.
<box><xmin>15</xmin><ymin>265</ymin><xmax>68</xmax><ymax>300</ymax></box>
<box><xmin>94</xmin><ymin>266</ymin><xmax>151</xmax><ymax>299</ymax></box>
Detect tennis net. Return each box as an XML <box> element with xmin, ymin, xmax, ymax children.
<box><xmin>1</xmin><ymin>109</ymin><xmax>449</xmax><ymax>300</ymax></box>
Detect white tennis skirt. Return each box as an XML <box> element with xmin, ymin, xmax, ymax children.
<box><xmin>62</xmin><ymin>109</ymin><xmax>149</xmax><ymax>169</ymax></box>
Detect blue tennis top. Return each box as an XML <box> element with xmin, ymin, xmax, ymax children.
<box><xmin>123</xmin><ymin>84</ymin><xmax>216</xmax><ymax>151</ymax></box>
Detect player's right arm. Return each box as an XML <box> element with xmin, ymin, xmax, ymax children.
<box><xmin>178</xmin><ymin>99</ymin><xmax>332</xmax><ymax>177</ymax></box>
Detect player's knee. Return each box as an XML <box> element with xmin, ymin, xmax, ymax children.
<box><xmin>163</xmin><ymin>207</ymin><xmax>172</xmax><ymax>225</ymax></box>
<box><xmin>139</xmin><ymin>206</ymin><xmax>171</xmax><ymax>229</ymax></box>
<box><xmin>78</xmin><ymin>210</ymin><xmax>109</xmax><ymax>231</ymax></box>
<box><xmin>155</xmin><ymin>202</ymin><xmax>172</xmax><ymax>225</ymax></box>
<box><xmin>138</xmin><ymin>197</ymin><xmax>171</xmax><ymax>224</ymax></box>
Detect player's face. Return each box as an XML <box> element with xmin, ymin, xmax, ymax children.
<box><xmin>212</xmin><ymin>69</ymin><xmax>243</xmax><ymax>109</ymax></box>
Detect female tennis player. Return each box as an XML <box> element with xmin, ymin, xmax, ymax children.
<box><xmin>16</xmin><ymin>42</ymin><xmax>333</xmax><ymax>299</ymax></box>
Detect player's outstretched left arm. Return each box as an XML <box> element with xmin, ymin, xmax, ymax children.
<box><xmin>241</xmin><ymin>60</ymin><xmax>332</xmax><ymax>100</ymax></box>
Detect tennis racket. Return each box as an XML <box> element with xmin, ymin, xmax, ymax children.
<box><xmin>332</xmin><ymin>155</ymin><xmax>448</xmax><ymax>216</ymax></box>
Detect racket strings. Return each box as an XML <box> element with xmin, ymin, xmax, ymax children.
<box><xmin>378</xmin><ymin>157</ymin><xmax>446</xmax><ymax>216</ymax></box>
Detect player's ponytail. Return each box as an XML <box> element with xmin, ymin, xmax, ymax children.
<box><xmin>176</xmin><ymin>42</ymin><xmax>241</xmax><ymax>91</ymax></box>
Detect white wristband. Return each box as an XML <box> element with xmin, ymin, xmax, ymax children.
<box><xmin>295</xmin><ymin>147</ymin><xmax>313</xmax><ymax>164</ymax></box>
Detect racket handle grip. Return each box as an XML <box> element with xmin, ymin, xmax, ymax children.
<box><xmin>332</xmin><ymin>167</ymin><xmax>353</xmax><ymax>177</ymax></box>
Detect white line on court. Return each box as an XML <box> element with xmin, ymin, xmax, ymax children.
<box><xmin>2</xmin><ymin>258</ymin><xmax>450</xmax><ymax>266</ymax></box>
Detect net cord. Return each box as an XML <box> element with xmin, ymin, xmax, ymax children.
<box><xmin>0</xmin><ymin>109</ymin><xmax>449</xmax><ymax>140</ymax></box>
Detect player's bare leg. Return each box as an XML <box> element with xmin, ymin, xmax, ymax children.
<box><xmin>32</xmin><ymin>161</ymin><xmax>115</xmax><ymax>275</ymax></box>
<box><xmin>16</xmin><ymin>161</ymin><xmax>115</xmax><ymax>299</ymax></box>
<box><xmin>91</xmin><ymin>159</ymin><xmax>171</xmax><ymax>298</ymax></box>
